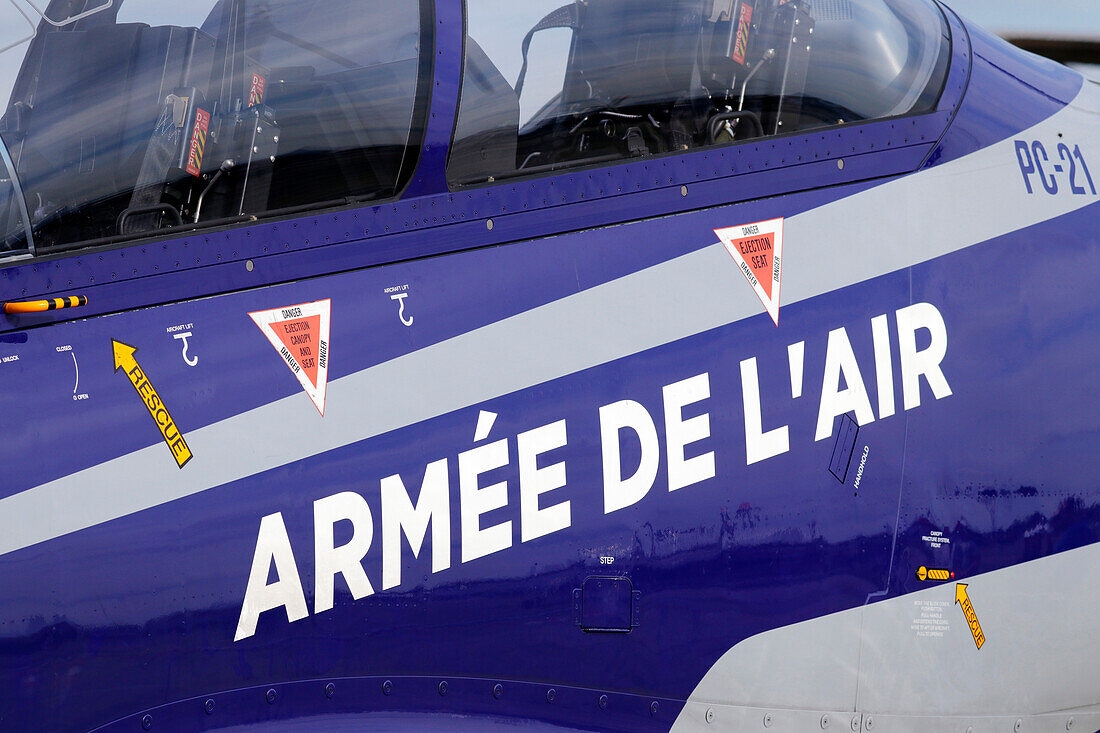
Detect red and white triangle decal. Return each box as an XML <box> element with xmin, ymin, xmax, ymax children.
<box><xmin>249</xmin><ymin>299</ymin><xmax>331</xmax><ymax>416</ymax></box>
<box><xmin>715</xmin><ymin>217</ymin><xmax>784</xmax><ymax>326</ymax></box>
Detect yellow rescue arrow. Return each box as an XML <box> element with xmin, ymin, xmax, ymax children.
<box><xmin>955</xmin><ymin>583</ymin><xmax>985</xmax><ymax>650</ymax></box>
<box><xmin>112</xmin><ymin>340</ymin><xmax>193</xmax><ymax>469</ymax></box>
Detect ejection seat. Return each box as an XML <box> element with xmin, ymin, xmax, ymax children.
<box><xmin>11</xmin><ymin>22</ymin><xmax>216</xmax><ymax>246</ymax></box>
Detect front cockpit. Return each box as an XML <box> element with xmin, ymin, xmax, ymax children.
<box><xmin>0</xmin><ymin>0</ymin><xmax>429</xmax><ymax>254</ymax></box>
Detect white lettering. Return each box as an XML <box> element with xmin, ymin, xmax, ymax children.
<box><xmin>235</xmin><ymin>513</ymin><xmax>307</xmax><ymax>641</ymax></box>
<box><xmin>788</xmin><ymin>341</ymin><xmax>805</xmax><ymax>399</ymax></box>
<box><xmin>518</xmin><ymin>420</ymin><xmax>570</xmax><ymax>543</ymax></box>
<box><xmin>459</xmin><ymin>439</ymin><xmax>511</xmax><ymax>562</ymax></box>
<box><xmin>232</xmin><ymin>302</ymin><xmax>959</xmax><ymax>642</ymax></box>
<box><xmin>896</xmin><ymin>302</ymin><xmax>952</xmax><ymax>410</ymax></box>
<box><xmin>740</xmin><ymin>357</ymin><xmax>790</xmax><ymax>465</ymax></box>
<box><xmin>600</xmin><ymin>400</ymin><xmax>660</xmax><ymax>513</ymax></box>
<box><xmin>871</xmin><ymin>314</ymin><xmax>895</xmax><ymax>419</ymax></box>
<box><xmin>381</xmin><ymin>459</ymin><xmax>450</xmax><ymax>591</ymax></box>
<box><xmin>314</xmin><ymin>492</ymin><xmax>375</xmax><ymax>614</ymax></box>
<box><xmin>853</xmin><ymin>445</ymin><xmax>869</xmax><ymax>489</ymax></box>
<box><xmin>663</xmin><ymin>373</ymin><xmax>715</xmax><ymax>490</ymax></box>
<box><xmin>815</xmin><ymin>326</ymin><xmax>875</xmax><ymax>441</ymax></box>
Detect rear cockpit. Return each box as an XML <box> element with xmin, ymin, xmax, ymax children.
<box><xmin>448</xmin><ymin>0</ymin><xmax>949</xmax><ymax>183</ymax></box>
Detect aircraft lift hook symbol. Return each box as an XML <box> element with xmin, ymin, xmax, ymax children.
<box><xmin>174</xmin><ymin>331</ymin><xmax>198</xmax><ymax>367</ymax></box>
<box><xmin>391</xmin><ymin>293</ymin><xmax>414</xmax><ymax>327</ymax></box>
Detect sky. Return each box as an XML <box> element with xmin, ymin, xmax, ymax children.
<box><xmin>942</xmin><ymin>0</ymin><xmax>1100</xmax><ymax>36</ymax></box>
<box><xmin>945</xmin><ymin>0</ymin><xmax>1100</xmax><ymax>78</ymax></box>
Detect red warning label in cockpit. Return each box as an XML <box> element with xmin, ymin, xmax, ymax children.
<box><xmin>185</xmin><ymin>108</ymin><xmax>210</xmax><ymax>177</ymax></box>
<box><xmin>732</xmin><ymin>2</ymin><xmax>754</xmax><ymax>65</ymax></box>
<box><xmin>248</xmin><ymin>73</ymin><xmax>266</xmax><ymax>107</ymax></box>
<box><xmin>249</xmin><ymin>299</ymin><xmax>331</xmax><ymax>416</ymax></box>
<box><xmin>715</xmin><ymin>217</ymin><xmax>784</xmax><ymax>326</ymax></box>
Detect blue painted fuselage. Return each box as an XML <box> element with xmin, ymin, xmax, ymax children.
<box><xmin>0</xmin><ymin>5</ymin><xmax>1097</xmax><ymax>732</ymax></box>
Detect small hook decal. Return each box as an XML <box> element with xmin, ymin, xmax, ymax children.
<box><xmin>390</xmin><ymin>293</ymin><xmax>414</xmax><ymax>327</ymax></box>
<box><xmin>173</xmin><ymin>331</ymin><xmax>198</xmax><ymax>367</ymax></box>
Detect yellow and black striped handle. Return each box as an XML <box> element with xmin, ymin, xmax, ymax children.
<box><xmin>4</xmin><ymin>295</ymin><xmax>87</xmax><ymax>314</ymax></box>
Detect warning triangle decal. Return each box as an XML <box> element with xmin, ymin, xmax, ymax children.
<box><xmin>715</xmin><ymin>217</ymin><xmax>784</xmax><ymax>326</ymax></box>
<box><xmin>249</xmin><ymin>299</ymin><xmax>331</xmax><ymax>416</ymax></box>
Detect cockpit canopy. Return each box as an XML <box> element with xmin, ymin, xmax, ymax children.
<box><xmin>0</xmin><ymin>0</ymin><xmax>428</xmax><ymax>254</ymax></box>
<box><xmin>449</xmin><ymin>0</ymin><xmax>949</xmax><ymax>183</ymax></box>
<box><xmin>0</xmin><ymin>0</ymin><xmax>948</xmax><ymax>257</ymax></box>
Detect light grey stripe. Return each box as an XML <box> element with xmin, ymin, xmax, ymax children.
<box><xmin>671</xmin><ymin>542</ymin><xmax>1100</xmax><ymax>731</ymax></box>
<box><xmin>2</xmin><ymin>82</ymin><xmax>1098</xmax><ymax>557</ymax></box>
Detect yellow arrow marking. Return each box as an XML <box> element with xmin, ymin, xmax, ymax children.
<box><xmin>955</xmin><ymin>583</ymin><xmax>985</xmax><ymax>649</ymax></box>
<box><xmin>112</xmin><ymin>340</ymin><xmax>193</xmax><ymax>469</ymax></box>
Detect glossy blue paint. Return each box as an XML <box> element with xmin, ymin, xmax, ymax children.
<box><xmin>0</xmin><ymin>4</ymin><xmax>1097</xmax><ymax>732</ymax></box>
<box><xmin>4</xmin><ymin>195</ymin><xmax>1097</xmax><ymax>729</ymax></box>
<box><xmin>923</xmin><ymin>4</ymin><xmax>1083</xmax><ymax>168</ymax></box>
<box><xmin>889</xmin><ymin>200</ymin><xmax>1100</xmax><ymax>597</ymax></box>
<box><xmin>93</xmin><ymin>677</ymin><xmax>680</xmax><ymax>732</ymax></box>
